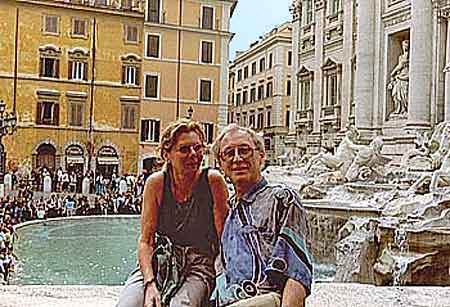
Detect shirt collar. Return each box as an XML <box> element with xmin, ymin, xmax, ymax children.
<box><xmin>230</xmin><ymin>177</ymin><xmax>268</xmax><ymax>210</ymax></box>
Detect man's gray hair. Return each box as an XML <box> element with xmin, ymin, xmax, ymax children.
<box><xmin>211</xmin><ymin>124</ymin><xmax>266</xmax><ymax>160</ymax></box>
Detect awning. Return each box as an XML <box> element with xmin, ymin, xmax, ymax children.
<box><xmin>66</xmin><ymin>156</ymin><xmax>84</xmax><ymax>164</ymax></box>
<box><xmin>97</xmin><ymin>156</ymin><xmax>120</xmax><ymax>165</ymax></box>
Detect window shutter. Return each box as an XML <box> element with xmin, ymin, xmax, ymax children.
<box><xmin>53</xmin><ymin>103</ymin><xmax>60</xmax><ymax>125</ymax></box>
<box><xmin>135</xmin><ymin>67</ymin><xmax>140</xmax><ymax>85</ymax></box>
<box><xmin>155</xmin><ymin>120</ymin><xmax>160</xmax><ymax>142</ymax></box>
<box><xmin>77</xmin><ymin>104</ymin><xmax>83</xmax><ymax>126</ymax></box>
<box><xmin>83</xmin><ymin>62</ymin><xmax>88</xmax><ymax>81</ymax></box>
<box><xmin>55</xmin><ymin>59</ymin><xmax>60</xmax><ymax>78</ymax></box>
<box><xmin>208</xmin><ymin>125</ymin><xmax>213</xmax><ymax>144</ymax></box>
<box><xmin>36</xmin><ymin>102</ymin><xmax>42</xmax><ymax>124</ymax></box>
<box><xmin>130</xmin><ymin>107</ymin><xmax>136</xmax><ymax>129</ymax></box>
<box><xmin>39</xmin><ymin>58</ymin><xmax>43</xmax><ymax>77</ymax></box>
<box><xmin>140</xmin><ymin>120</ymin><xmax>148</xmax><ymax>142</ymax></box>
<box><xmin>68</xmin><ymin>61</ymin><xmax>73</xmax><ymax>80</ymax></box>
<box><xmin>122</xmin><ymin>65</ymin><xmax>126</xmax><ymax>84</ymax></box>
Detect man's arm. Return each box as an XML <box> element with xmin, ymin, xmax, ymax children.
<box><xmin>282</xmin><ymin>278</ymin><xmax>307</xmax><ymax>307</ymax></box>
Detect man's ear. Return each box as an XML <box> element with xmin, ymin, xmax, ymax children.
<box><xmin>259</xmin><ymin>150</ymin><xmax>266</xmax><ymax>167</ymax></box>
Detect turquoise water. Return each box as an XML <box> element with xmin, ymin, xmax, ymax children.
<box><xmin>12</xmin><ymin>217</ymin><xmax>141</xmax><ymax>285</ymax></box>
<box><xmin>12</xmin><ymin>217</ymin><xmax>335</xmax><ymax>285</ymax></box>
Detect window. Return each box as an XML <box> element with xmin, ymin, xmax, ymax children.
<box><xmin>141</xmin><ymin>119</ymin><xmax>160</xmax><ymax>142</ymax></box>
<box><xmin>36</xmin><ymin>101</ymin><xmax>59</xmax><ymax>125</ymax></box>
<box><xmin>300</xmin><ymin>79</ymin><xmax>312</xmax><ymax>110</ymax></box>
<box><xmin>249</xmin><ymin>114</ymin><xmax>255</xmax><ymax>128</ymax></box>
<box><xmin>303</xmin><ymin>0</ymin><xmax>313</xmax><ymax>25</ymax></box>
<box><xmin>329</xmin><ymin>0</ymin><xmax>340</xmax><ymax>15</ymax></box>
<box><xmin>68</xmin><ymin>102</ymin><xmax>83</xmax><ymax>127</ymax></box>
<box><xmin>201</xmin><ymin>6</ymin><xmax>214</xmax><ymax>30</ymax></box>
<box><xmin>286</xmin><ymin>110</ymin><xmax>290</xmax><ymax>128</ymax></box>
<box><xmin>266</xmin><ymin>81</ymin><xmax>273</xmax><ymax>97</ymax></box>
<box><xmin>200</xmin><ymin>79</ymin><xmax>212</xmax><ymax>102</ymax></box>
<box><xmin>148</xmin><ymin>0</ymin><xmax>161</xmax><ymax>23</ymax></box>
<box><xmin>237</xmin><ymin>69</ymin><xmax>242</xmax><ymax>82</ymax></box>
<box><xmin>257</xmin><ymin>113</ymin><xmax>263</xmax><ymax>130</ymax></box>
<box><xmin>203</xmin><ymin>123</ymin><xmax>214</xmax><ymax>144</ymax></box>
<box><xmin>125</xmin><ymin>25</ymin><xmax>138</xmax><ymax>43</ymax></box>
<box><xmin>40</xmin><ymin>57</ymin><xmax>59</xmax><ymax>78</ymax></box>
<box><xmin>242</xmin><ymin>90</ymin><xmax>248</xmax><ymax>104</ymax></box>
<box><xmin>146</xmin><ymin>34</ymin><xmax>160</xmax><ymax>58</ymax></box>
<box><xmin>72</xmin><ymin>18</ymin><xmax>87</xmax><ymax>37</ymax></box>
<box><xmin>250</xmin><ymin>87</ymin><xmax>256</xmax><ymax>102</ymax></box>
<box><xmin>236</xmin><ymin>93</ymin><xmax>241</xmax><ymax>106</ymax></box>
<box><xmin>266</xmin><ymin>108</ymin><xmax>271</xmax><ymax>127</ymax></box>
<box><xmin>259</xmin><ymin>57</ymin><xmax>266</xmax><ymax>72</ymax></box>
<box><xmin>43</xmin><ymin>15</ymin><xmax>59</xmax><ymax>34</ymax></box>
<box><xmin>257</xmin><ymin>84</ymin><xmax>264</xmax><ymax>100</ymax></box>
<box><xmin>244</xmin><ymin>66</ymin><xmax>249</xmax><ymax>79</ymax></box>
<box><xmin>201</xmin><ymin>41</ymin><xmax>213</xmax><ymax>64</ymax></box>
<box><xmin>268</xmin><ymin>53</ymin><xmax>273</xmax><ymax>69</ymax></box>
<box><xmin>121</xmin><ymin>104</ymin><xmax>137</xmax><ymax>129</ymax></box>
<box><xmin>286</xmin><ymin>80</ymin><xmax>292</xmax><ymax>96</ymax></box>
<box><xmin>251</xmin><ymin>62</ymin><xmax>257</xmax><ymax>76</ymax></box>
<box><xmin>288</xmin><ymin>51</ymin><xmax>292</xmax><ymax>66</ymax></box>
<box><xmin>69</xmin><ymin>60</ymin><xmax>87</xmax><ymax>81</ymax></box>
<box><xmin>145</xmin><ymin>74</ymin><xmax>159</xmax><ymax>98</ymax></box>
<box><xmin>122</xmin><ymin>65</ymin><xmax>139</xmax><ymax>85</ymax></box>
<box><xmin>323</xmin><ymin>60</ymin><xmax>341</xmax><ymax>107</ymax></box>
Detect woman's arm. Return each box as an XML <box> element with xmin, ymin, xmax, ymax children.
<box><xmin>138</xmin><ymin>172</ymin><xmax>163</xmax><ymax>307</ymax></box>
<box><xmin>208</xmin><ymin>169</ymin><xmax>229</xmax><ymax>239</ymax></box>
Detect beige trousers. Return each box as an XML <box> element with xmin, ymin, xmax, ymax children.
<box><xmin>226</xmin><ymin>293</ymin><xmax>281</xmax><ymax>307</ymax></box>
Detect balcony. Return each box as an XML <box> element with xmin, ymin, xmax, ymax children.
<box><xmin>319</xmin><ymin>104</ymin><xmax>341</xmax><ymax>130</ymax></box>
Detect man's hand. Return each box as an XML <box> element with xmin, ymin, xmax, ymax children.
<box><xmin>144</xmin><ymin>283</ymin><xmax>161</xmax><ymax>307</ymax></box>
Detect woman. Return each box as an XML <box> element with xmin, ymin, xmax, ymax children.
<box><xmin>117</xmin><ymin>119</ymin><xmax>229</xmax><ymax>307</ymax></box>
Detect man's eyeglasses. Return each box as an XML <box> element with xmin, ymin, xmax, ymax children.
<box><xmin>176</xmin><ymin>144</ymin><xmax>205</xmax><ymax>155</ymax></box>
<box><xmin>220</xmin><ymin>145</ymin><xmax>257</xmax><ymax>162</ymax></box>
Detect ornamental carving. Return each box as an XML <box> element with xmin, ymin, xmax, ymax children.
<box><xmin>315</xmin><ymin>0</ymin><xmax>326</xmax><ymax>11</ymax></box>
<box><xmin>290</xmin><ymin>0</ymin><xmax>302</xmax><ymax>19</ymax></box>
<box><xmin>383</xmin><ymin>12</ymin><xmax>411</xmax><ymax>28</ymax></box>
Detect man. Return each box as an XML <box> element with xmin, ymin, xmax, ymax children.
<box><xmin>212</xmin><ymin>124</ymin><xmax>312</xmax><ymax>307</ymax></box>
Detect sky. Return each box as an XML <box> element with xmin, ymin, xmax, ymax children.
<box><xmin>230</xmin><ymin>0</ymin><xmax>293</xmax><ymax>60</ymax></box>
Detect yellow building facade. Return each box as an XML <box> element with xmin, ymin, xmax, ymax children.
<box><xmin>138</xmin><ymin>0</ymin><xmax>237</xmax><ymax>171</ymax></box>
<box><xmin>0</xmin><ymin>0</ymin><xmax>144</xmax><ymax>177</ymax></box>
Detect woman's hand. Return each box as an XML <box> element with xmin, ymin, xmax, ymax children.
<box><xmin>144</xmin><ymin>282</ymin><xmax>161</xmax><ymax>307</ymax></box>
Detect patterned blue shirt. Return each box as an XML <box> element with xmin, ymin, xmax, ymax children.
<box><xmin>217</xmin><ymin>177</ymin><xmax>313</xmax><ymax>305</ymax></box>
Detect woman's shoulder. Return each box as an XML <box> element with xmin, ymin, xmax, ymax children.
<box><xmin>145</xmin><ymin>170</ymin><xmax>165</xmax><ymax>188</ymax></box>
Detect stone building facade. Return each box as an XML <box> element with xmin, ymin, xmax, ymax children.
<box><xmin>290</xmin><ymin>0</ymin><xmax>450</xmax><ymax>159</ymax></box>
<box><xmin>228</xmin><ymin>22</ymin><xmax>293</xmax><ymax>165</ymax></box>
<box><xmin>139</xmin><ymin>0</ymin><xmax>237</xmax><ymax>172</ymax></box>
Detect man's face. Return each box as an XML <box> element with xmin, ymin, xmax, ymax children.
<box><xmin>218</xmin><ymin>130</ymin><xmax>265</xmax><ymax>188</ymax></box>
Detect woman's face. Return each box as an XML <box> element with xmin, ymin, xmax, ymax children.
<box><xmin>166</xmin><ymin>131</ymin><xmax>204</xmax><ymax>174</ymax></box>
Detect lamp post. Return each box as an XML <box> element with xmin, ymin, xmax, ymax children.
<box><xmin>0</xmin><ymin>100</ymin><xmax>18</xmax><ymax>184</ymax></box>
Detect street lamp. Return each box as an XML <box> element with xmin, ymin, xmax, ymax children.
<box><xmin>0</xmin><ymin>100</ymin><xmax>18</xmax><ymax>184</ymax></box>
<box><xmin>186</xmin><ymin>106</ymin><xmax>194</xmax><ymax>119</ymax></box>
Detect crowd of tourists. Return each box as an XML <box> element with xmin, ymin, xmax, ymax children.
<box><xmin>0</xmin><ymin>168</ymin><xmax>151</xmax><ymax>284</ymax></box>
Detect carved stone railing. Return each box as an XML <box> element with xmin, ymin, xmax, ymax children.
<box><xmin>51</xmin><ymin>0</ymin><xmax>145</xmax><ymax>13</ymax></box>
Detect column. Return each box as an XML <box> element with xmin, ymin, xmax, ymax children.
<box><xmin>445</xmin><ymin>18</ymin><xmax>450</xmax><ymax>121</ymax></box>
<box><xmin>340</xmin><ymin>0</ymin><xmax>354</xmax><ymax>131</ymax></box>
<box><xmin>289</xmin><ymin>5</ymin><xmax>301</xmax><ymax>134</ymax></box>
<box><xmin>407</xmin><ymin>0</ymin><xmax>433</xmax><ymax>129</ymax></box>
<box><xmin>354</xmin><ymin>0</ymin><xmax>376</xmax><ymax>131</ymax></box>
<box><xmin>312</xmin><ymin>1</ymin><xmax>325</xmax><ymax>134</ymax></box>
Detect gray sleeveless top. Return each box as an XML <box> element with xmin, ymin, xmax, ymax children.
<box><xmin>156</xmin><ymin>168</ymin><xmax>218</xmax><ymax>257</ymax></box>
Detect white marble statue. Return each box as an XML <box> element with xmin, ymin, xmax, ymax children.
<box><xmin>388</xmin><ymin>40</ymin><xmax>409</xmax><ymax>118</ymax></box>
<box><xmin>305</xmin><ymin>127</ymin><xmax>362</xmax><ymax>176</ymax></box>
<box><xmin>409</xmin><ymin>150</ymin><xmax>450</xmax><ymax>194</ymax></box>
<box><xmin>345</xmin><ymin>137</ymin><xmax>392</xmax><ymax>182</ymax></box>
<box><xmin>43</xmin><ymin>174</ymin><xmax>52</xmax><ymax>194</ymax></box>
<box><xmin>82</xmin><ymin>176</ymin><xmax>91</xmax><ymax>195</ymax></box>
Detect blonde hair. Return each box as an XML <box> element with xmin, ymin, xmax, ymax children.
<box><xmin>211</xmin><ymin>123</ymin><xmax>265</xmax><ymax>160</ymax></box>
<box><xmin>157</xmin><ymin>119</ymin><xmax>206</xmax><ymax>161</ymax></box>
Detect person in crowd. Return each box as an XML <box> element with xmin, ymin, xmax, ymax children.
<box><xmin>211</xmin><ymin>124</ymin><xmax>313</xmax><ymax>307</ymax></box>
<box><xmin>117</xmin><ymin>119</ymin><xmax>229</xmax><ymax>307</ymax></box>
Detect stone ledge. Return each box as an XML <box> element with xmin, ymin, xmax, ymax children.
<box><xmin>1</xmin><ymin>284</ymin><xmax>450</xmax><ymax>307</ymax></box>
